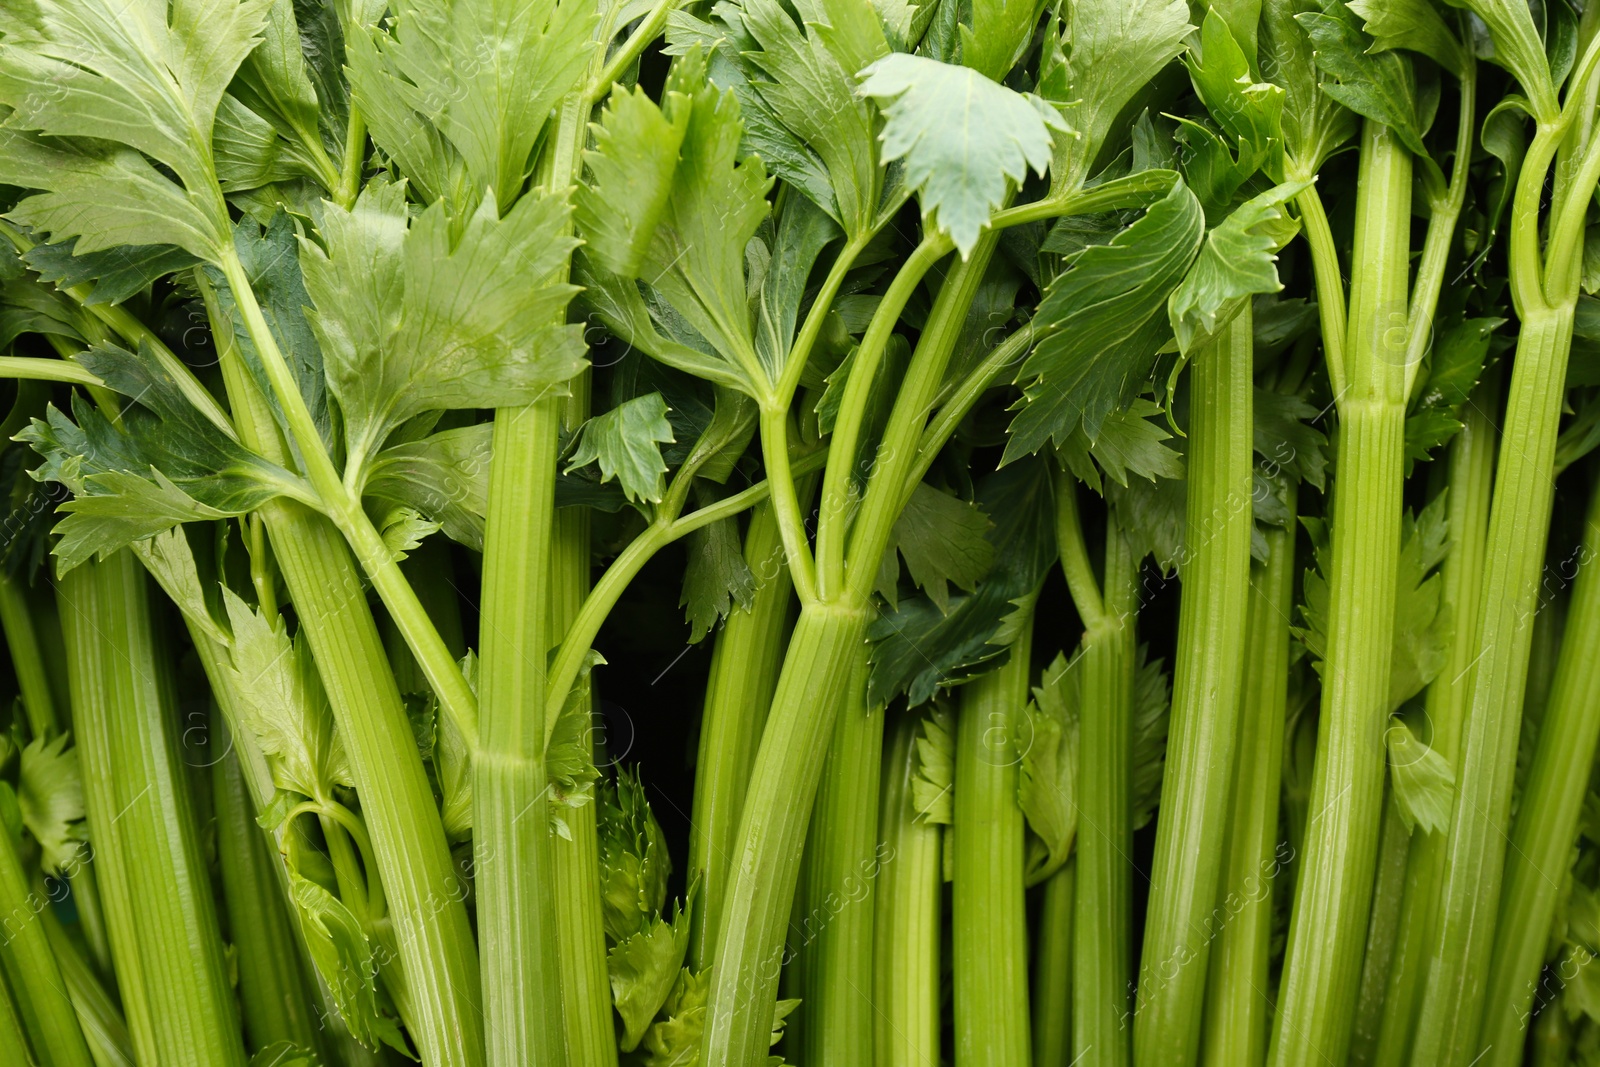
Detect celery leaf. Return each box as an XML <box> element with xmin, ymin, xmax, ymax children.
<box><xmin>17</xmin><ymin>732</ymin><xmax>86</xmax><ymax>875</ymax></box>
<box><xmin>1018</xmin><ymin>651</ymin><xmax>1080</xmax><ymax>885</ymax></box>
<box><xmin>859</xmin><ymin>53</ymin><xmax>1062</xmax><ymax>256</ymax></box>
<box><xmin>288</xmin><ymin>871</ymin><xmax>409</xmax><ymax>1053</ymax></box>
<box><xmin>609</xmin><ymin>897</ymin><xmax>694</xmax><ymax>1051</ymax></box>
<box><xmin>876</xmin><ymin>482</ymin><xmax>995</xmax><ymax>613</ymax></box>
<box><xmin>366</xmin><ymin>424</ymin><xmax>494</xmax><ymax>551</ymax></box>
<box><xmin>1385</xmin><ymin>718</ymin><xmax>1455</xmax><ymax>835</ymax></box>
<box><xmin>681</xmin><ymin>515</ymin><xmax>756</xmax><ymax>643</ymax></box>
<box><xmin>565</xmin><ymin>394</ymin><xmax>676</xmax><ymax>505</ymax></box>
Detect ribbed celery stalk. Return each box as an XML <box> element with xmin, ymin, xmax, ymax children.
<box><xmin>1033</xmin><ymin>862</ymin><xmax>1075</xmax><ymax>1067</ymax></box>
<box><xmin>874</xmin><ymin>710</ymin><xmax>942</xmax><ymax>1067</ymax></box>
<box><xmin>689</xmin><ymin>502</ymin><xmax>794</xmax><ymax>969</ymax></box>
<box><xmin>1062</xmin><ymin>486</ymin><xmax>1137</xmax><ymax>1067</ymax></box>
<box><xmin>549</xmin><ymin>379</ymin><xmax>617</xmax><ymax>1067</ymax></box>
<box><xmin>0</xmin><ymin>571</ymin><xmax>57</xmax><ymax>738</ymax></box>
<box><xmin>0</xmin><ymin>970</ymin><xmax>31</xmax><ymax>1067</ymax></box>
<box><xmin>1201</xmin><ymin>490</ymin><xmax>1298</xmax><ymax>1067</ymax></box>
<box><xmin>212</xmin><ymin>713</ymin><xmax>327</xmax><ymax>1059</ymax></box>
<box><xmin>799</xmin><ymin>655</ymin><xmax>884</xmax><ymax>1065</ymax></box>
<box><xmin>206</xmin><ymin>294</ymin><xmax>484</xmax><ymax>1067</ymax></box>
<box><xmin>1370</xmin><ymin>387</ymin><xmax>1497</xmax><ymax>1066</ymax></box>
<box><xmin>1479</xmin><ymin>474</ymin><xmax>1600</xmax><ymax>1060</ymax></box>
<box><xmin>954</xmin><ymin>612</ymin><xmax>1033</xmax><ymax>1066</ymax></box>
<box><xmin>1267</xmin><ymin>120</ymin><xmax>1411</xmax><ymax>1067</ymax></box>
<box><xmin>1136</xmin><ymin>308</ymin><xmax>1254</xmax><ymax>1066</ymax></box>
<box><xmin>38</xmin><ymin>906</ymin><xmax>133</xmax><ymax>1067</ymax></box>
<box><xmin>58</xmin><ymin>554</ymin><xmax>246</xmax><ymax>1067</ymax></box>
<box><xmin>0</xmin><ymin>813</ymin><xmax>91</xmax><ymax>1066</ymax></box>
<box><xmin>703</xmin><ymin>234</ymin><xmax>1003</xmax><ymax>1067</ymax></box>
<box><xmin>1348</xmin><ymin>790</ymin><xmax>1411</xmax><ymax>1065</ymax></box>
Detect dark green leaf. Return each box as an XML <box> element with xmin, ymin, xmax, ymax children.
<box><xmin>23</xmin><ymin>239</ymin><xmax>201</xmax><ymax>307</ymax></box>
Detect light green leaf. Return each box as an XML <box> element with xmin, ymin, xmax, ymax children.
<box><xmin>17</xmin><ymin>732</ymin><xmax>86</xmax><ymax>875</ymax></box>
<box><xmin>610</xmin><ymin>897</ymin><xmax>694</xmax><ymax>1051</ymax></box>
<box><xmin>1017</xmin><ymin>651</ymin><xmax>1079</xmax><ymax>885</ymax></box>
<box><xmin>376</xmin><ymin>504</ymin><xmax>440</xmax><ymax>560</ymax></box>
<box><xmin>575</xmin><ymin>85</ymin><xmax>692</xmax><ymax>278</ymax></box>
<box><xmin>547</xmin><ymin>651</ymin><xmax>604</xmax><ymax>830</ymax></box>
<box><xmin>366</xmin><ymin>424</ymin><xmax>494</xmax><ymax>551</ymax></box>
<box><xmin>214</xmin><ymin>94</ymin><xmax>311</xmax><ymax>193</ymax></box>
<box><xmin>1038</xmin><ymin>0</ymin><xmax>1191</xmax><ymax>188</ymax></box>
<box><xmin>288</xmin><ymin>871</ymin><xmax>408</xmax><ymax>1053</ymax></box>
<box><xmin>681</xmin><ymin>515</ymin><xmax>756</xmax><ymax>643</ymax></box>
<box><xmin>1006</xmin><ymin>180</ymin><xmax>1204</xmax><ymax>458</ymax></box>
<box><xmin>352</xmin><ymin>0</ymin><xmax>597</xmax><ymax>206</ymax></box>
<box><xmin>565</xmin><ymin>394</ymin><xmax>677</xmax><ymax>505</ymax></box>
<box><xmin>221</xmin><ymin>588</ymin><xmax>352</xmax><ymax>801</ymax></box>
<box><xmin>858</xmin><ymin>53</ymin><xmax>1062</xmax><ymax>256</ymax></box>
<box><xmin>1444</xmin><ymin>0</ymin><xmax>1554</xmax><ymax>112</ymax></box>
<box><xmin>131</xmin><ymin>526</ymin><xmax>226</xmax><ymax>644</ymax></box>
<box><xmin>1130</xmin><ymin>644</ymin><xmax>1171</xmax><ymax>830</ymax></box>
<box><xmin>1168</xmin><ymin>180</ymin><xmax>1308</xmax><ymax>353</ymax></box>
<box><xmin>437</xmin><ymin>653</ymin><xmax>476</xmax><ymax>840</ymax></box>
<box><xmin>1389</xmin><ymin>491</ymin><xmax>1452</xmax><ymax>710</ymax></box>
<box><xmin>232</xmin><ymin>0</ymin><xmax>323</xmax><ymax>145</ymax></box>
<box><xmin>1296</xmin><ymin>5</ymin><xmax>1430</xmax><ymax>159</ymax></box>
<box><xmin>597</xmin><ymin>769</ymin><xmax>672</xmax><ymax>940</ymax></box>
<box><xmin>1386</xmin><ymin>717</ymin><xmax>1454</xmax><ymax>834</ymax></box>
<box><xmin>911</xmin><ymin>703</ymin><xmax>955</xmax><ymax>824</ymax></box>
<box><xmin>1185</xmin><ymin>8</ymin><xmax>1286</xmax><ymax>169</ymax></box>
<box><xmin>961</xmin><ymin>0</ymin><xmax>1035</xmax><ymax>81</ymax></box>
<box><xmin>1348</xmin><ymin>0</ymin><xmax>1468</xmax><ymax>77</ymax></box>
<box><xmin>300</xmin><ymin>180</ymin><xmax>586</xmax><ymax>467</ymax></box>
<box><xmin>876</xmin><ymin>482</ymin><xmax>995</xmax><ymax>612</ymax></box>
<box><xmin>1261</xmin><ymin>0</ymin><xmax>1358</xmax><ymax>173</ymax></box>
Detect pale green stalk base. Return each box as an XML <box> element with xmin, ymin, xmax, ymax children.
<box><xmin>0</xmin><ymin>815</ymin><xmax>91</xmax><ymax>1066</ymax></box>
<box><xmin>1371</xmin><ymin>388</ymin><xmax>1498</xmax><ymax>1067</ymax></box>
<box><xmin>1201</xmin><ymin>499</ymin><xmax>1298</xmax><ymax>1067</ymax></box>
<box><xmin>689</xmin><ymin>502</ymin><xmax>794</xmax><ymax>970</ymax></box>
<box><xmin>212</xmin><ymin>713</ymin><xmax>327</xmax><ymax>1058</ymax></box>
<box><xmin>1033</xmin><ymin>863</ymin><xmax>1076</xmax><ymax>1067</ymax></box>
<box><xmin>58</xmin><ymin>553</ymin><xmax>246</xmax><ymax>1067</ymax></box>
<box><xmin>954</xmin><ymin>612</ymin><xmax>1033</xmax><ymax>1067</ymax></box>
<box><xmin>1412</xmin><ymin>306</ymin><xmax>1579</xmax><ymax>1066</ymax></box>
<box><xmin>1349</xmin><ymin>791</ymin><xmax>1412</xmax><ymax>1066</ymax></box>
<box><xmin>1479</xmin><ymin>475</ymin><xmax>1600</xmax><ymax>1063</ymax></box>
<box><xmin>1065</xmin><ymin>487</ymin><xmax>1137</xmax><ymax>1067</ymax></box>
<box><xmin>701</xmin><ymin>605</ymin><xmax>869</xmax><ymax>1067</ymax></box>
<box><xmin>1137</xmin><ymin>310</ymin><xmax>1255</xmax><ymax>1067</ymax></box>
<box><xmin>874</xmin><ymin>711</ymin><xmax>942</xmax><ymax>1067</ymax></box>
<box><xmin>1268</xmin><ymin>121</ymin><xmax>1412</xmax><ymax>1067</ymax></box>
<box><xmin>797</xmin><ymin>653</ymin><xmax>883</xmax><ymax>1066</ymax></box>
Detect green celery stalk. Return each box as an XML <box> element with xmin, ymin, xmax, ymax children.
<box><xmin>1201</xmin><ymin>486</ymin><xmax>1298</xmax><ymax>1067</ymax></box>
<box><xmin>798</xmin><ymin>654</ymin><xmax>884</xmax><ymax>1065</ymax></box>
<box><xmin>0</xmin><ymin>967</ymin><xmax>33</xmax><ymax>1067</ymax></box>
<box><xmin>703</xmin><ymin>232</ymin><xmax>1004</xmax><ymax>1066</ymax></box>
<box><xmin>0</xmin><ymin>571</ymin><xmax>58</xmax><ymax>738</ymax></box>
<box><xmin>1057</xmin><ymin>480</ymin><xmax>1137</xmax><ymax>1067</ymax></box>
<box><xmin>39</xmin><ymin>904</ymin><xmax>133</xmax><ymax>1067</ymax></box>
<box><xmin>1412</xmin><ymin>12</ymin><xmax>1600</xmax><ymax>1051</ymax></box>
<box><xmin>954</xmin><ymin>612</ymin><xmax>1034</xmax><ymax>1066</ymax></box>
<box><xmin>0</xmin><ymin>815</ymin><xmax>92</xmax><ymax>1066</ymax></box>
<box><xmin>1033</xmin><ymin>862</ymin><xmax>1075</xmax><ymax>1067</ymax></box>
<box><xmin>57</xmin><ymin>553</ymin><xmax>246</xmax><ymax>1067</ymax></box>
<box><xmin>873</xmin><ymin>710</ymin><xmax>942</xmax><ymax>1067</ymax></box>
<box><xmin>205</xmin><ymin>286</ymin><xmax>485</xmax><ymax>1067</ymax></box>
<box><xmin>211</xmin><ymin>712</ymin><xmax>329</xmax><ymax>1059</ymax></box>
<box><xmin>1479</xmin><ymin>472</ymin><xmax>1600</xmax><ymax>1060</ymax></box>
<box><xmin>1268</xmin><ymin>120</ymin><xmax>1412</xmax><ymax>1067</ymax></box>
<box><xmin>689</xmin><ymin>501</ymin><xmax>795</xmax><ymax>969</ymax></box>
<box><xmin>1370</xmin><ymin>385</ymin><xmax>1498</xmax><ymax>1066</ymax></box>
<box><xmin>1348</xmin><ymin>789</ymin><xmax>1412</xmax><ymax>1065</ymax></box>
<box><xmin>1136</xmin><ymin>307</ymin><xmax>1255</xmax><ymax>1067</ymax></box>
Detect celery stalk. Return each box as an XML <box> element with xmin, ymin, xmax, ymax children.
<box><xmin>874</xmin><ymin>710</ymin><xmax>942</xmax><ymax>1067</ymax></box>
<box><xmin>1201</xmin><ymin>490</ymin><xmax>1298</xmax><ymax>1067</ymax></box>
<box><xmin>1268</xmin><ymin>120</ymin><xmax>1413</xmax><ymax>1067</ymax></box>
<box><xmin>1136</xmin><ymin>308</ymin><xmax>1255</xmax><ymax>1067</ymax></box>
<box><xmin>954</xmin><ymin>611</ymin><xmax>1034</xmax><ymax>1066</ymax></box>
<box><xmin>1033</xmin><ymin>862</ymin><xmax>1075</xmax><ymax>1067</ymax></box>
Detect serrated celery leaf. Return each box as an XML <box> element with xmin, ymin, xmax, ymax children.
<box><xmin>300</xmin><ymin>181</ymin><xmax>585</xmax><ymax>465</ymax></box>
<box><xmin>681</xmin><ymin>515</ymin><xmax>756</xmax><ymax>643</ymax></box>
<box><xmin>220</xmin><ymin>588</ymin><xmax>352</xmax><ymax>801</ymax></box>
<box><xmin>287</xmin><ymin>871</ymin><xmax>410</xmax><ymax>1053</ymax></box>
<box><xmin>1130</xmin><ymin>644</ymin><xmax>1171</xmax><ymax>830</ymax></box>
<box><xmin>576</xmin><ymin>86</ymin><xmax>692</xmax><ymax>278</ymax></box>
<box><xmin>1385</xmin><ymin>718</ymin><xmax>1455</xmax><ymax>834</ymax></box>
<box><xmin>1169</xmin><ymin>180</ymin><xmax>1307</xmax><ymax>353</ymax></box>
<box><xmin>1007</xmin><ymin>181</ymin><xmax>1204</xmax><ymax>458</ymax></box>
<box><xmin>859</xmin><ymin>53</ymin><xmax>1061</xmax><ymax>256</ymax></box>
<box><xmin>610</xmin><ymin>902</ymin><xmax>693</xmax><ymax>1051</ymax></box>
<box><xmin>597</xmin><ymin>769</ymin><xmax>672</xmax><ymax>940</ymax></box>
<box><xmin>17</xmin><ymin>732</ymin><xmax>86</xmax><ymax>875</ymax></box>
<box><xmin>366</xmin><ymin>424</ymin><xmax>493</xmax><ymax>551</ymax></box>
<box><xmin>351</xmin><ymin>0</ymin><xmax>596</xmax><ymax>206</ymax></box>
<box><xmin>1185</xmin><ymin>10</ymin><xmax>1285</xmax><ymax>167</ymax></box>
<box><xmin>1347</xmin><ymin>0</ymin><xmax>1468</xmax><ymax>77</ymax></box>
<box><xmin>23</xmin><ymin>239</ymin><xmax>200</xmax><ymax>308</ymax></box>
<box><xmin>875</xmin><ymin>481</ymin><xmax>995</xmax><ymax>613</ymax></box>
<box><xmin>911</xmin><ymin>702</ymin><xmax>955</xmax><ymax>824</ymax></box>
<box><xmin>1056</xmin><ymin>398</ymin><xmax>1186</xmax><ymax>493</ymax></box>
<box><xmin>868</xmin><ymin>459</ymin><xmax>1056</xmax><ymax>704</ymax></box>
<box><xmin>565</xmin><ymin>393</ymin><xmax>676</xmax><ymax>505</ymax></box>
<box><xmin>1295</xmin><ymin>6</ymin><xmax>1431</xmax><ymax>159</ymax></box>
<box><xmin>1018</xmin><ymin>650</ymin><xmax>1079</xmax><ymax>884</ymax></box>
<box><xmin>1253</xmin><ymin>387</ymin><xmax>1329</xmax><ymax>492</ymax></box>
